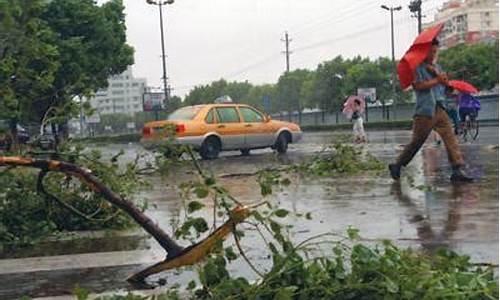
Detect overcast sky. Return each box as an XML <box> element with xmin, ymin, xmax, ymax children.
<box><xmin>117</xmin><ymin>0</ymin><xmax>446</xmax><ymax>97</ymax></box>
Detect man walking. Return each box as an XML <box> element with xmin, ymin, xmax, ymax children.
<box><xmin>389</xmin><ymin>39</ymin><xmax>473</xmax><ymax>182</ymax></box>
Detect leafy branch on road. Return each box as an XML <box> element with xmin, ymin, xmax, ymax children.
<box><xmin>1</xmin><ymin>140</ymin><xmax>497</xmax><ymax>299</ymax></box>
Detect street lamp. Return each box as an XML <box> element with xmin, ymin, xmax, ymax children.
<box><xmin>332</xmin><ymin>73</ymin><xmax>343</xmax><ymax>124</ymax></box>
<box><xmin>381</xmin><ymin>4</ymin><xmax>402</xmax><ymax>120</ymax></box>
<box><xmin>146</xmin><ymin>0</ymin><xmax>174</xmax><ymax>117</ymax></box>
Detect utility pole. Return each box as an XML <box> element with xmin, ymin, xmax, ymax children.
<box><xmin>146</xmin><ymin>0</ymin><xmax>174</xmax><ymax>115</ymax></box>
<box><xmin>381</xmin><ymin>4</ymin><xmax>402</xmax><ymax>120</ymax></box>
<box><xmin>159</xmin><ymin>3</ymin><xmax>168</xmax><ymax>104</ymax></box>
<box><xmin>409</xmin><ymin>0</ymin><xmax>423</xmax><ymax>33</ymax></box>
<box><xmin>281</xmin><ymin>31</ymin><xmax>293</xmax><ymax>121</ymax></box>
<box><xmin>281</xmin><ymin>31</ymin><xmax>292</xmax><ymax>72</ymax></box>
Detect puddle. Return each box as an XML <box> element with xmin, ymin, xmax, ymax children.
<box><xmin>1</xmin><ymin>129</ymin><xmax>497</xmax><ymax>298</ymax></box>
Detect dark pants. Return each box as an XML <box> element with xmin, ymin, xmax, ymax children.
<box><xmin>446</xmin><ymin>108</ymin><xmax>460</xmax><ymax>132</ymax></box>
<box><xmin>459</xmin><ymin>108</ymin><xmax>478</xmax><ymax>122</ymax></box>
<box><xmin>396</xmin><ymin>107</ymin><xmax>464</xmax><ymax>168</ymax></box>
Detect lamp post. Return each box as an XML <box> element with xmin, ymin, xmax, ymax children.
<box><xmin>333</xmin><ymin>73</ymin><xmax>343</xmax><ymax>124</ymax></box>
<box><xmin>409</xmin><ymin>0</ymin><xmax>423</xmax><ymax>34</ymax></box>
<box><xmin>381</xmin><ymin>4</ymin><xmax>401</xmax><ymax>120</ymax></box>
<box><xmin>146</xmin><ymin>0</ymin><xmax>173</xmax><ymax>118</ymax></box>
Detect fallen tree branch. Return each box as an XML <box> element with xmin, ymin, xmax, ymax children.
<box><xmin>37</xmin><ymin>169</ymin><xmax>113</xmax><ymax>222</ymax></box>
<box><xmin>0</xmin><ymin>156</ymin><xmax>184</xmax><ymax>257</ymax></box>
<box><xmin>1</xmin><ymin>155</ymin><xmax>261</xmax><ymax>283</ymax></box>
<box><xmin>127</xmin><ymin>205</ymin><xmax>252</xmax><ymax>283</ymax></box>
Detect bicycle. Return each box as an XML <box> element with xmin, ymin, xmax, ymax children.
<box><xmin>460</xmin><ymin>113</ymin><xmax>479</xmax><ymax>142</ymax></box>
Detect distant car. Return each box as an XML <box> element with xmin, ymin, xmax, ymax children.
<box><xmin>0</xmin><ymin>121</ymin><xmax>30</xmax><ymax>151</ymax></box>
<box><xmin>141</xmin><ymin>103</ymin><xmax>302</xmax><ymax>159</ymax></box>
<box><xmin>16</xmin><ymin>124</ymin><xmax>30</xmax><ymax>144</ymax></box>
<box><xmin>38</xmin><ymin>132</ymin><xmax>56</xmax><ymax>150</ymax></box>
<box><xmin>35</xmin><ymin>125</ymin><xmax>57</xmax><ymax>150</ymax></box>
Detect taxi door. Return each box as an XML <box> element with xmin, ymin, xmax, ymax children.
<box><xmin>238</xmin><ymin>106</ymin><xmax>275</xmax><ymax>148</ymax></box>
<box><xmin>214</xmin><ymin>106</ymin><xmax>246</xmax><ymax>150</ymax></box>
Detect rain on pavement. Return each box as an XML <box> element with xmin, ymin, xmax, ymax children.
<box><xmin>0</xmin><ymin>128</ymin><xmax>498</xmax><ymax>299</ymax></box>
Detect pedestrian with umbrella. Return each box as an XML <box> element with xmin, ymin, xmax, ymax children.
<box><xmin>343</xmin><ymin>95</ymin><xmax>366</xmax><ymax>143</ymax></box>
<box><xmin>389</xmin><ymin>23</ymin><xmax>473</xmax><ymax>182</ymax></box>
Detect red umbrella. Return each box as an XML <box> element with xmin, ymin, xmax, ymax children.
<box><xmin>397</xmin><ymin>23</ymin><xmax>445</xmax><ymax>89</ymax></box>
<box><xmin>448</xmin><ymin>80</ymin><xmax>479</xmax><ymax>94</ymax></box>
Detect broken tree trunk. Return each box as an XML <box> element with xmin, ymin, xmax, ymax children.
<box><xmin>0</xmin><ymin>156</ymin><xmax>251</xmax><ymax>282</ymax></box>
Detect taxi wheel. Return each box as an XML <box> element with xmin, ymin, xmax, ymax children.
<box><xmin>275</xmin><ymin>133</ymin><xmax>289</xmax><ymax>154</ymax></box>
<box><xmin>240</xmin><ymin>149</ymin><xmax>250</xmax><ymax>156</ymax></box>
<box><xmin>200</xmin><ymin>136</ymin><xmax>221</xmax><ymax>160</ymax></box>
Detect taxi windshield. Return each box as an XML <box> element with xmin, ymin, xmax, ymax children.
<box><xmin>167</xmin><ymin>106</ymin><xmax>201</xmax><ymax>120</ymax></box>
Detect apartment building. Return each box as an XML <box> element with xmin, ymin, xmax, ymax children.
<box><xmin>90</xmin><ymin>67</ymin><xmax>147</xmax><ymax>115</ymax></box>
<box><xmin>426</xmin><ymin>0</ymin><xmax>498</xmax><ymax>48</ymax></box>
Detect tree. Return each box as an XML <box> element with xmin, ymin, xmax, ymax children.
<box><xmin>299</xmin><ymin>74</ymin><xmax>318</xmax><ymax>110</ymax></box>
<box><xmin>184</xmin><ymin>79</ymin><xmax>253</xmax><ymax>106</ymax></box>
<box><xmin>240</xmin><ymin>84</ymin><xmax>277</xmax><ymax>113</ymax></box>
<box><xmin>184</xmin><ymin>79</ymin><xmax>228</xmax><ymax>105</ymax></box>
<box><xmin>276</xmin><ymin>69</ymin><xmax>311</xmax><ymax>120</ymax></box>
<box><xmin>344</xmin><ymin>60</ymin><xmax>389</xmax><ymax>101</ymax></box>
<box><xmin>313</xmin><ymin>56</ymin><xmax>350</xmax><ymax>114</ymax></box>
<box><xmin>40</xmin><ymin>0</ymin><xmax>134</xmax><ymax>136</ymax></box>
<box><xmin>439</xmin><ymin>42</ymin><xmax>499</xmax><ymax>91</ymax></box>
<box><xmin>166</xmin><ymin>95</ymin><xmax>182</xmax><ymax>114</ymax></box>
<box><xmin>0</xmin><ymin>0</ymin><xmax>59</xmax><ymax>142</ymax></box>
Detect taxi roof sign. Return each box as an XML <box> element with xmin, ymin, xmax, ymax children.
<box><xmin>214</xmin><ymin>95</ymin><xmax>233</xmax><ymax>103</ymax></box>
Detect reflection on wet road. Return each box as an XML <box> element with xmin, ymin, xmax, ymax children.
<box><xmin>0</xmin><ymin>129</ymin><xmax>498</xmax><ymax>299</ymax></box>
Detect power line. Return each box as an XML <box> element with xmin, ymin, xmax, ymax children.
<box><xmin>178</xmin><ymin>17</ymin><xmax>414</xmax><ymax>95</ymax></box>
<box><xmin>290</xmin><ymin>1</ymin><xmax>376</xmax><ymax>37</ymax></box>
<box><xmin>292</xmin><ymin>17</ymin><xmax>413</xmax><ymax>68</ymax></box>
<box><xmin>174</xmin><ymin>4</ymin><xmax>423</xmax><ymax>96</ymax></box>
<box><xmin>293</xmin><ymin>1</ymin><xmax>381</xmax><ymax>39</ymax></box>
<box><xmin>224</xmin><ymin>53</ymin><xmax>281</xmax><ymax>80</ymax></box>
<box><xmin>293</xmin><ymin>17</ymin><xmax>411</xmax><ymax>53</ymax></box>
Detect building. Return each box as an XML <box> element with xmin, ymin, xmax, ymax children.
<box><xmin>426</xmin><ymin>0</ymin><xmax>498</xmax><ymax>48</ymax></box>
<box><xmin>89</xmin><ymin>66</ymin><xmax>147</xmax><ymax>115</ymax></box>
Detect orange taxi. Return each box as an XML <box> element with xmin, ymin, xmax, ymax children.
<box><xmin>141</xmin><ymin>103</ymin><xmax>302</xmax><ymax>159</ymax></box>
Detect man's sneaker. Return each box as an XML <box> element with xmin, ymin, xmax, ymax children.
<box><xmin>388</xmin><ymin>164</ymin><xmax>401</xmax><ymax>180</ymax></box>
<box><xmin>450</xmin><ymin>169</ymin><xmax>474</xmax><ymax>183</ymax></box>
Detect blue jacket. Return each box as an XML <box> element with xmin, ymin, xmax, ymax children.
<box><xmin>413</xmin><ymin>63</ymin><xmax>446</xmax><ymax>117</ymax></box>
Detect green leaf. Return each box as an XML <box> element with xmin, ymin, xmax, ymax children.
<box><xmin>192</xmin><ymin>218</ymin><xmax>208</xmax><ymax>233</ymax></box>
<box><xmin>194</xmin><ymin>186</ymin><xmax>209</xmax><ymax>198</ymax></box>
<box><xmin>347</xmin><ymin>226</ymin><xmax>360</xmax><ymax>240</ymax></box>
<box><xmin>252</xmin><ymin>211</ymin><xmax>265</xmax><ymax>222</ymax></box>
<box><xmin>225</xmin><ymin>247</ymin><xmax>238</xmax><ymax>261</ymax></box>
<box><xmin>204</xmin><ymin>177</ymin><xmax>216</xmax><ymax>186</ymax></box>
<box><xmin>273</xmin><ymin>286</ymin><xmax>297</xmax><ymax>300</ymax></box>
<box><xmin>305</xmin><ymin>212</ymin><xmax>312</xmax><ymax>220</ymax></box>
<box><xmin>270</xmin><ymin>220</ymin><xmax>282</xmax><ymax>235</ymax></box>
<box><xmin>187</xmin><ymin>280</ymin><xmax>196</xmax><ymax>290</ymax></box>
<box><xmin>187</xmin><ymin>201</ymin><xmax>205</xmax><ymax>213</ymax></box>
<box><xmin>73</xmin><ymin>285</ymin><xmax>90</xmax><ymax>300</ymax></box>
<box><xmin>261</xmin><ymin>184</ymin><xmax>272</xmax><ymax>196</ymax></box>
<box><xmin>274</xmin><ymin>209</ymin><xmax>289</xmax><ymax>218</ymax></box>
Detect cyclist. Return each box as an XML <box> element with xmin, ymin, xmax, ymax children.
<box><xmin>458</xmin><ymin>92</ymin><xmax>480</xmax><ymax>129</ymax></box>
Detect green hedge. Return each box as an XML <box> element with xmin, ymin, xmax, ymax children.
<box><xmin>301</xmin><ymin>120</ymin><xmax>413</xmax><ymax>131</ymax></box>
<box><xmin>73</xmin><ymin>119</ymin><xmax>497</xmax><ymax>143</ymax></box>
<box><xmin>73</xmin><ymin>133</ymin><xmax>141</xmax><ymax>144</ymax></box>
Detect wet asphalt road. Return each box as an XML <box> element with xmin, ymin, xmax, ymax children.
<box><xmin>0</xmin><ymin>128</ymin><xmax>498</xmax><ymax>299</ymax></box>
